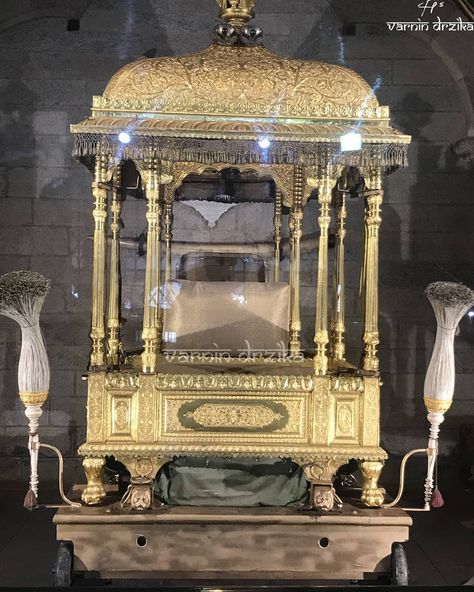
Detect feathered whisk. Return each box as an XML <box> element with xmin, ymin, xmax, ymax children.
<box><xmin>0</xmin><ymin>270</ymin><xmax>51</xmax><ymax>509</ymax></box>
<box><xmin>423</xmin><ymin>281</ymin><xmax>474</xmax><ymax>509</ymax></box>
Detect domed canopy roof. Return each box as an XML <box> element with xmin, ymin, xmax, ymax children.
<box><xmin>98</xmin><ymin>44</ymin><xmax>380</xmax><ymax>122</ymax></box>
<box><xmin>71</xmin><ymin>1</ymin><xmax>410</xmax><ymax>170</ymax></box>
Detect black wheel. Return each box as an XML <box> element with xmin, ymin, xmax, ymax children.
<box><xmin>391</xmin><ymin>542</ymin><xmax>409</xmax><ymax>586</ymax></box>
<box><xmin>52</xmin><ymin>540</ymin><xmax>74</xmax><ymax>587</ymax></box>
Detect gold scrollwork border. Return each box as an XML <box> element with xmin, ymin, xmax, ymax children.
<box><xmin>155</xmin><ymin>373</ymin><xmax>313</xmax><ymax>391</ymax></box>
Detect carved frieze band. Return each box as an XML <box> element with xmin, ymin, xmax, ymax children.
<box><xmin>155</xmin><ymin>373</ymin><xmax>313</xmax><ymax>391</ymax></box>
<box><xmin>102</xmin><ymin>372</ymin><xmax>364</xmax><ymax>394</ymax></box>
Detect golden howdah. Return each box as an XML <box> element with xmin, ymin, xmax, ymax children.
<box><xmin>72</xmin><ymin>0</ymin><xmax>410</xmax><ymax>511</ymax></box>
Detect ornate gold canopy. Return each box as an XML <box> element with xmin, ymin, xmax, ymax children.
<box><xmin>71</xmin><ymin>2</ymin><xmax>410</xmax><ymax>168</ymax></box>
<box><xmin>97</xmin><ymin>44</ymin><xmax>379</xmax><ymax>121</ymax></box>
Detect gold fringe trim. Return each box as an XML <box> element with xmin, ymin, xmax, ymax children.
<box><xmin>19</xmin><ymin>391</ymin><xmax>49</xmax><ymax>406</ymax></box>
<box><xmin>72</xmin><ymin>134</ymin><xmax>409</xmax><ymax>171</ymax></box>
<box><xmin>423</xmin><ymin>397</ymin><xmax>452</xmax><ymax>413</ymax></box>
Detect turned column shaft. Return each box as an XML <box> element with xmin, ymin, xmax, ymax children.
<box><xmin>362</xmin><ymin>167</ymin><xmax>383</xmax><ymax>372</ymax></box>
<box><xmin>289</xmin><ymin>167</ymin><xmax>304</xmax><ymax>354</ymax></box>
<box><xmin>330</xmin><ymin>191</ymin><xmax>347</xmax><ymax>362</ymax></box>
<box><xmin>274</xmin><ymin>188</ymin><xmax>282</xmax><ymax>282</ymax></box>
<box><xmin>164</xmin><ymin>193</ymin><xmax>174</xmax><ymax>283</ymax></box>
<box><xmin>89</xmin><ymin>153</ymin><xmax>108</xmax><ymax>368</ymax></box>
<box><xmin>107</xmin><ymin>168</ymin><xmax>123</xmax><ymax>366</ymax></box>
<box><xmin>142</xmin><ymin>163</ymin><xmax>162</xmax><ymax>373</ymax></box>
<box><xmin>314</xmin><ymin>167</ymin><xmax>332</xmax><ymax>375</ymax></box>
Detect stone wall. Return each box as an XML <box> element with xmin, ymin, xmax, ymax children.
<box><xmin>0</xmin><ymin>0</ymin><xmax>473</xmax><ymax>481</ymax></box>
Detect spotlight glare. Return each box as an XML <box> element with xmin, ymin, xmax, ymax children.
<box><xmin>118</xmin><ymin>131</ymin><xmax>131</xmax><ymax>144</ymax></box>
<box><xmin>258</xmin><ymin>137</ymin><xmax>271</xmax><ymax>149</ymax></box>
<box><xmin>468</xmin><ymin>310</ymin><xmax>474</xmax><ymax>318</ymax></box>
<box><xmin>340</xmin><ymin>131</ymin><xmax>362</xmax><ymax>152</ymax></box>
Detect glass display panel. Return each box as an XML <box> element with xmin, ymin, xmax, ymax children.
<box><xmin>162</xmin><ymin>279</ymin><xmax>290</xmax><ymax>355</ymax></box>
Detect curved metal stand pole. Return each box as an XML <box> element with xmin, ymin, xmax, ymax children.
<box><xmin>382</xmin><ymin>448</ymin><xmax>429</xmax><ymax>511</ymax></box>
<box><xmin>39</xmin><ymin>443</ymin><xmax>82</xmax><ymax>508</ymax></box>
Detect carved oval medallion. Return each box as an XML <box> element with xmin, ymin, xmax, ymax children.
<box><xmin>178</xmin><ymin>399</ymin><xmax>289</xmax><ymax>432</ymax></box>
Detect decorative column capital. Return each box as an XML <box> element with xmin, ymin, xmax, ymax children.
<box><xmin>138</xmin><ymin>159</ymin><xmax>174</xmax><ymax>191</ymax></box>
<box><xmin>159</xmin><ymin>160</ymin><xmax>174</xmax><ymax>185</ymax></box>
<box><xmin>359</xmin><ymin>165</ymin><xmax>383</xmax><ymax>190</ymax></box>
<box><xmin>306</xmin><ymin>163</ymin><xmax>341</xmax><ymax>186</ymax></box>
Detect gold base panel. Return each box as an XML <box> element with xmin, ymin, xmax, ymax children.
<box><xmin>79</xmin><ymin>370</ymin><xmax>386</xmax><ymax>508</ymax></box>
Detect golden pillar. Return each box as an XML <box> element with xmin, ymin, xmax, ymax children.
<box><xmin>273</xmin><ymin>188</ymin><xmax>282</xmax><ymax>282</ymax></box>
<box><xmin>289</xmin><ymin>167</ymin><xmax>304</xmax><ymax>354</ymax></box>
<box><xmin>362</xmin><ymin>167</ymin><xmax>383</xmax><ymax>372</ymax></box>
<box><xmin>164</xmin><ymin>188</ymin><xmax>174</xmax><ymax>284</ymax></box>
<box><xmin>89</xmin><ymin>152</ymin><xmax>109</xmax><ymax>368</ymax></box>
<box><xmin>314</xmin><ymin>166</ymin><xmax>333</xmax><ymax>375</ymax></box>
<box><xmin>141</xmin><ymin>159</ymin><xmax>162</xmax><ymax>374</ymax></box>
<box><xmin>330</xmin><ymin>190</ymin><xmax>347</xmax><ymax>363</ymax></box>
<box><xmin>106</xmin><ymin>167</ymin><xmax>123</xmax><ymax>366</ymax></box>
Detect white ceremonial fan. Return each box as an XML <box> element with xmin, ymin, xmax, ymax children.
<box><xmin>384</xmin><ymin>281</ymin><xmax>474</xmax><ymax>511</ymax></box>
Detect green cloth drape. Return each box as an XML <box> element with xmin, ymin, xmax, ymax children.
<box><xmin>154</xmin><ymin>457</ymin><xmax>308</xmax><ymax>507</ymax></box>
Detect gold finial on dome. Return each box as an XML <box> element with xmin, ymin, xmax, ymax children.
<box><xmin>216</xmin><ymin>0</ymin><xmax>256</xmax><ymax>28</ymax></box>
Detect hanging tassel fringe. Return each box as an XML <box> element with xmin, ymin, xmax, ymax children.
<box><xmin>23</xmin><ymin>488</ymin><xmax>38</xmax><ymax>511</ymax></box>
<box><xmin>431</xmin><ymin>456</ymin><xmax>445</xmax><ymax>508</ymax></box>
<box><xmin>72</xmin><ymin>133</ymin><xmax>409</xmax><ymax>171</ymax></box>
<box><xmin>431</xmin><ymin>488</ymin><xmax>445</xmax><ymax>508</ymax></box>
